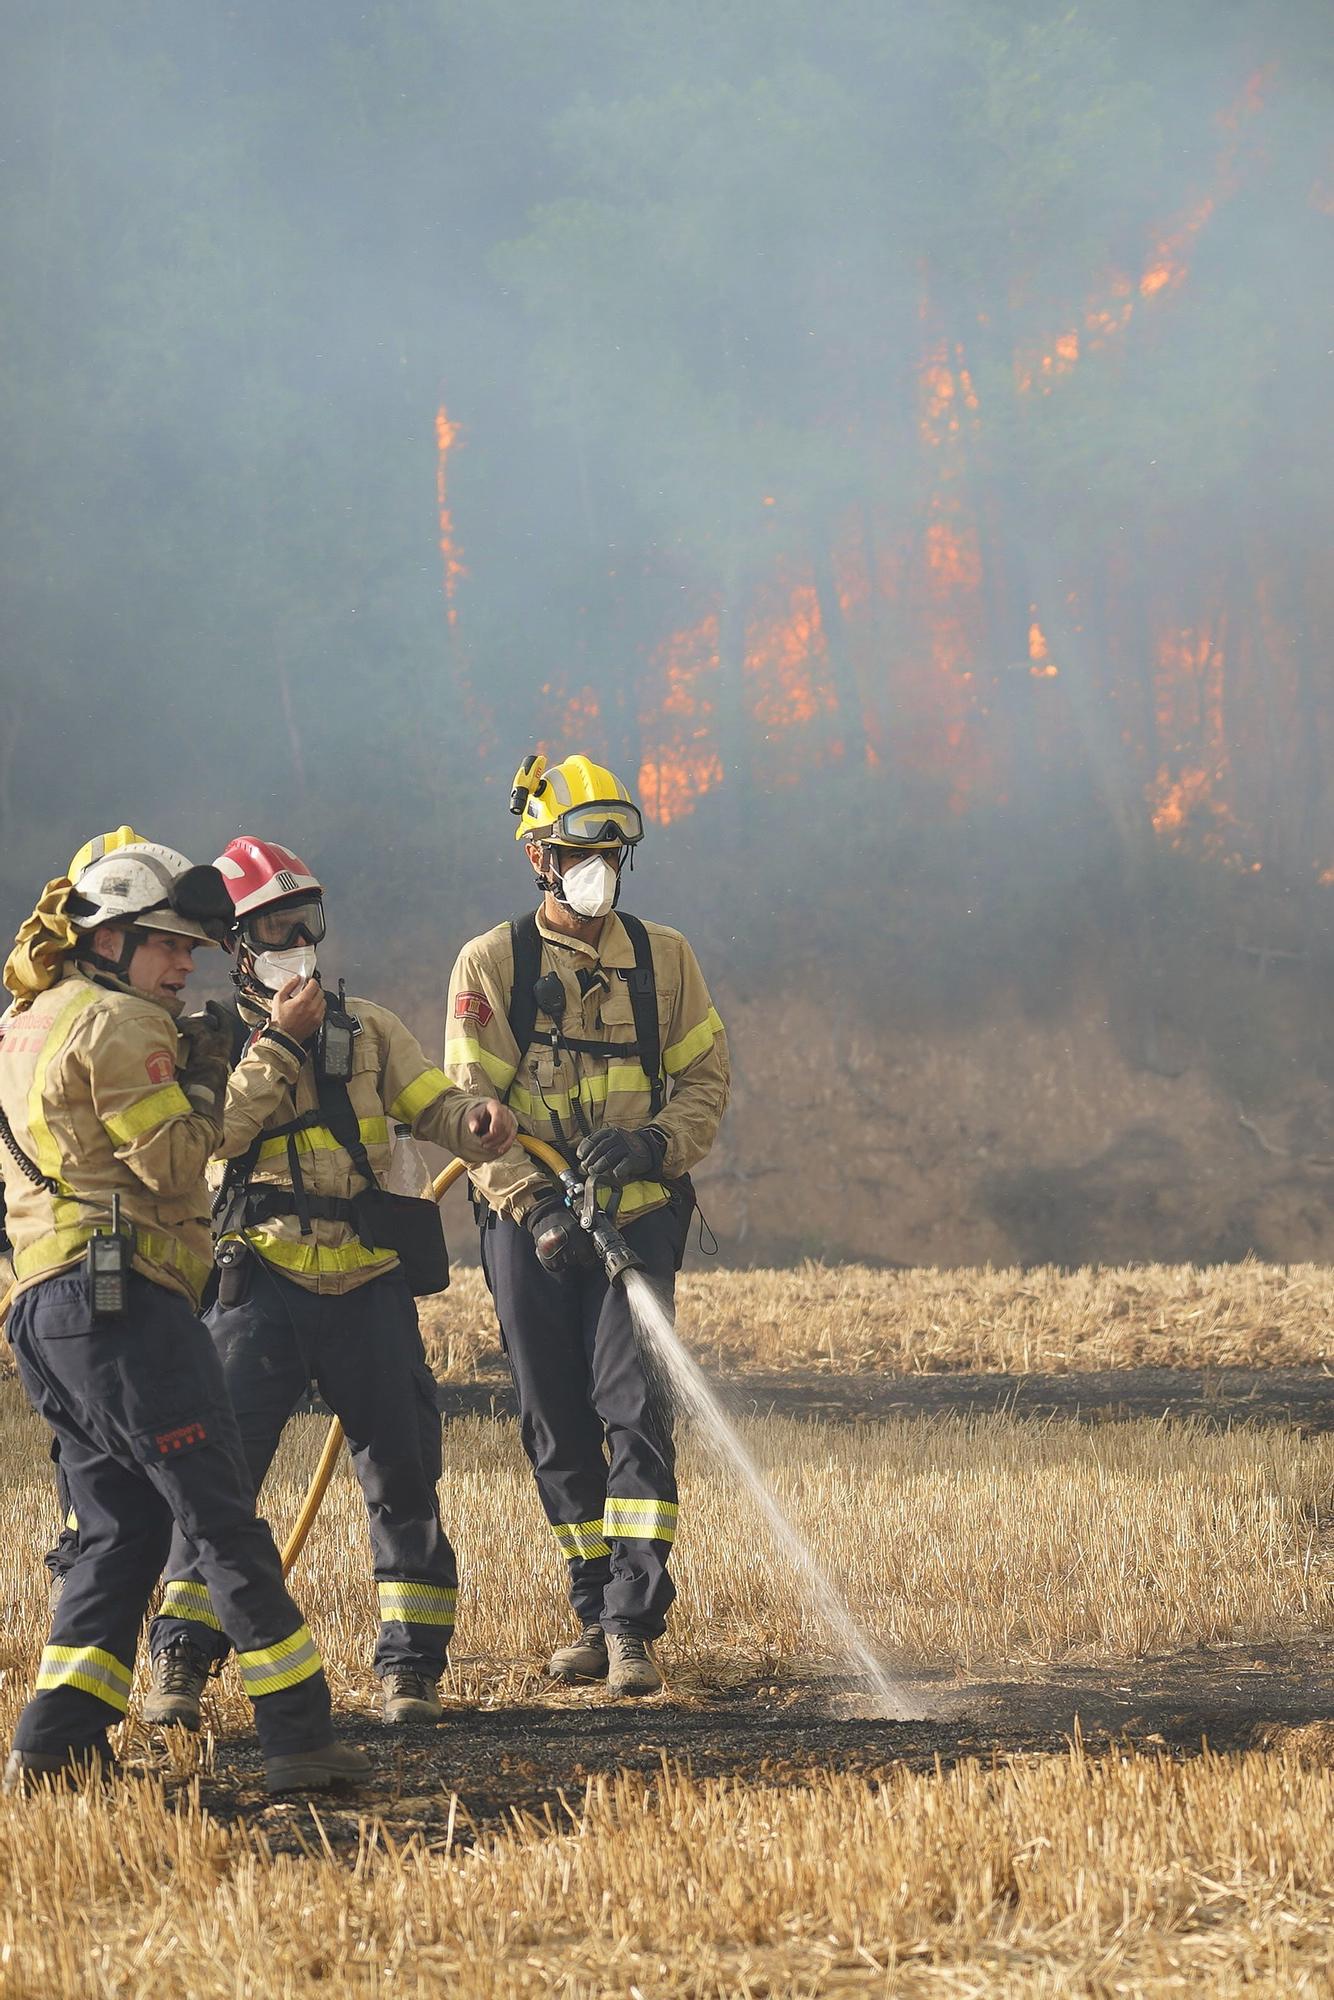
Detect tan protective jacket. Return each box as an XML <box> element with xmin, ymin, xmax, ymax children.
<box><xmin>444</xmin><ymin>912</ymin><xmax>729</xmax><ymax>1223</ymax></box>
<box><xmin>221</xmin><ymin>995</ymin><xmax>498</xmax><ymax>1295</ymax></box>
<box><xmin>0</xmin><ymin>967</ymin><xmax>302</xmax><ymax>1309</ymax></box>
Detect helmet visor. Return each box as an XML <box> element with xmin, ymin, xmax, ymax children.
<box><xmin>241</xmin><ymin>896</ymin><xmax>327</xmax><ymax>951</ymax></box>
<box><xmin>546</xmin><ymin>800</ymin><xmax>644</xmax><ymax>848</ymax></box>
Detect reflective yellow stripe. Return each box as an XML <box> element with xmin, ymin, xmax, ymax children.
<box><xmin>390</xmin><ymin>1068</ymin><xmax>451</xmax><ymax>1125</ymax></box>
<box><xmin>257</xmin><ymin>1116</ymin><xmax>388</xmax><ymax>1163</ymax></box>
<box><xmin>508</xmin><ymin>1062</ymin><xmax>653</xmax><ymax>1123</ymax></box>
<box><xmin>64</xmin><ymin>1508</ymin><xmax>78</xmax><ymax>1532</ymax></box>
<box><xmin>161</xmin><ymin>1579</ymin><xmax>222</xmax><ymax>1632</ymax></box>
<box><xmin>444</xmin><ymin>1036</ymin><xmax>516</xmax><ymax>1091</ymax></box>
<box><xmin>550</xmin><ymin>1519</ymin><xmax>611</xmax><ymax>1561</ymax></box>
<box><xmin>664</xmin><ymin>1007</ymin><xmax>724</xmax><ymax>1076</ymax></box>
<box><xmin>377</xmin><ymin>1581</ymin><xmax>457</xmax><ymax>1626</ymax></box>
<box><xmin>27</xmin><ymin>985</ymin><xmax>99</xmax><ymax>1185</ymax></box>
<box><xmin>102</xmin><ymin>1081</ymin><xmax>192</xmax><ymax>1146</ymax></box>
<box><xmin>247</xmin><ymin>1229</ymin><xmax>396</xmax><ymax>1277</ymax></box>
<box><xmin>235</xmin><ymin>1623</ymin><xmax>322</xmax><ymax>1698</ymax></box>
<box><xmin>604</xmin><ymin>1496</ymin><xmax>679</xmax><ymax>1543</ymax></box>
<box><xmin>607</xmin><ymin>1179</ymin><xmax>661</xmax><ymax>1218</ymax></box>
<box><xmin>13</xmin><ymin>1225</ymin><xmax>92</xmax><ymax>1278</ymax></box>
<box><xmin>14</xmin><ymin>1224</ymin><xmax>210</xmax><ymax>1293</ymax></box>
<box><xmin>36</xmin><ymin>1643</ymin><xmax>132</xmax><ymax>1713</ymax></box>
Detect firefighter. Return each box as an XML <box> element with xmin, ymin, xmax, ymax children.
<box><xmin>444</xmin><ymin>754</ymin><xmax>729</xmax><ymax>1696</ymax></box>
<box><xmin>0</xmin><ymin>839</ymin><xmax>369</xmax><ymax>1793</ymax></box>
<box><xmin>146</xmin><ymin>838</ymin><xmax>517</xmax><ymax>1729</ymax></box>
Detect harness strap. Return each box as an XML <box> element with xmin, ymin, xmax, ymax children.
<box><xmin>503</xmin><ymin>909</ymin><xmax>665</xmax><ymax>1116</ymax></box>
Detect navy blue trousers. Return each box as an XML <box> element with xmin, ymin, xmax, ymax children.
<box><xmin>480</xmin><ymin>1199</ymin><xmax>686</xmax><ymax>1638</ymax></box>
<box><xmin>9</xmin><ymin>1271</ymin><xmax>332</xmax><ymax>1760</ymax></box>
<box><xmin>151</xmin><ymin>1259</ymin><xmax>457</xmax><ymax>1678</ymax></box>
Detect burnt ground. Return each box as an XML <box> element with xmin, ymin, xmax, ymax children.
<box><xmin>166</xmin><ymin>1639</ymin><xmax>1334</xmax><ymax>1855</ymax></box>
<box><xmin>435</xmin><ymin>1366</ymin><xmax>1334</xmax><ymax>1432</ymax></box>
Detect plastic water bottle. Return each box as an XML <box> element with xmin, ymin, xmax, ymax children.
<box><xmin>386</xmin><ymin>1124</ymin><xmax>432</xmax><ymax>1197</ymax></box>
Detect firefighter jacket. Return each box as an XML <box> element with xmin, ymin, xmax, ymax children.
<box><xmin>444</xmin><ymin>912</ymin><xmax>729</xmax><ymax>1224</ymax></box>
<box><xmin>0</xmin><ymin>966</ymin><xmax>303</xmax><ymax>1310</ymax></box>
<box><xmin>219</xmin><ymin>994</ymin><xmax>497</xmax><ymax>1296</ymax></box>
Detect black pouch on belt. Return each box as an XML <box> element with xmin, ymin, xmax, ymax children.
<box><xmin>214</xmin><ymin>1237</ymin><xmax>253</xmax><ymax>1309</ymax></box>
<box><xmin>354</xmin><ymin>1189</ymin><xmax>451</xmax><ymax>1297</ymax></box>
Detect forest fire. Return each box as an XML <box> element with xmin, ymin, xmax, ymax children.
<box><xmin>430</xmin><ymin>62</ymin><xmax>1317</xmax><ymax>882</ymax></box>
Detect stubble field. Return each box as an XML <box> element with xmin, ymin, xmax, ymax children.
<box><xmin>1</xmin><ymin>1261</ymin><xmax>1333</xmax><ymax>1996</ymax></box>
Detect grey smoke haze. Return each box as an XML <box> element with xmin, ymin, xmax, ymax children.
<box><xmin>2</xmin><ymin>2</ymin><xmax>1331</xmax><ymax>1056</ymax></box>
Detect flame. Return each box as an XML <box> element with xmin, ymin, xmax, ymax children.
<box><xmin>746</xmin><ymin>583</ymin><xmax>835</xmax><ymax>732</ymax></box>
<box><xmin>435</xmin><ymin>406</ymin><xmax>467</xmax><ymax>627</ymax></box>
<box><xmin>638</xmin><ymin>616</ymin><xmax>724</xmax><ymax>825</ymax></box>
<box><xmin>1147</xmin><ymin>624</ymin><xmax>1231</xmax><ymax>844</ymax></box>
<box><xmin>919</xmin><ymin>344</ymin><xmax>981</xmax><ymax>445</ymax></box>
<box><xmin>1028</xmin><ymin>618</ymin><xmax>1058</xmax><ymax>678</ymax></box>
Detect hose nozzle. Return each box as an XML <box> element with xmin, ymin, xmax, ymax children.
<box><xmin>558</xmin><ymin>1168</ymin><xmax>644</xmax><ymax>1284</ymax></box>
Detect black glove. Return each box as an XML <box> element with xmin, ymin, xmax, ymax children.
<box><xmin>525</xmin><ymin>1196</ymin><xmax>595</xmax><ymax>1277</ymax></box>
<box><xmin>575</xmin><ymin>1124</ymin><xmax>667</xmax><ymax>1188</ymax></box>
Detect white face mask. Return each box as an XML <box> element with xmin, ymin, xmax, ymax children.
<box><xmin>561</xmin><ymin>854</ymin><xmax>619</xmax><ymax>919</ymax></box>
<box><xmin>252</xmin><ymin>944</ymin><xmax>318</xmax><ymax>991</ymax></box>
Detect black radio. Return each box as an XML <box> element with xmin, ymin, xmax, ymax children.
<box><xmin>87</xmin><ymin>1193</ymin><xmax>130</xmax><ymax>1319</ymax></box>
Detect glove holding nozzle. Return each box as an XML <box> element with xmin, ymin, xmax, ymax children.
<box><xmin>575</xmin><ymin>1124</ymin><xmax>667</xmax><ymax>1188</ymax></box>
<box><xmin>525</xmin><ymin>1195</ymin><xmax>597</xmax><ymax>1277</ymax></box>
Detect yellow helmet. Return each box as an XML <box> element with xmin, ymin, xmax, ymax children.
<box><xmin>510</xmin><ymin>753</ymin><xmax>644</xmax><ymax>847</ymax></box>
<box><xmin>68</xmin><ymin>824</ymin><xmax>143</xmax><ymax>881</ymax></box>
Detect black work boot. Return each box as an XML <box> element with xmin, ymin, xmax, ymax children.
<box><xmin>605</xmin><ymin>1632</ymin><xmax>663</xmax><ymax>1696</ymax></box>
<box><xmin>4</xmin><ymin>1744</ymin><xmax>115</xmax><ymax>1795</ymax></box>
<box><xmin>143</xmin><ymin>1640</ymin><xmax>211</xmax><ymax>1730</ymax></box>
<box><xmin>380</xmin><ymin>1670</ymin><xmax>443</xmax><ymax>1725</ymax></box>
<box><xmin>264</xmin><ymin>1740</ymin><xmax>373</xmax><ymax>1794</ymax></box>
<box><xmin>548</xmin><ymin>1625</ymin><xmax>609</xmax><ymax>1682</ymax></box>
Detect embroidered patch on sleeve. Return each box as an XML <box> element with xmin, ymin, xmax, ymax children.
<box><xmin>144</xmin><ymin>1050</ymin><xmax>176</xmax><ymax>1085</ymax></box>
<box><xmin>454</xmin><ymin>992</ymin><xmax>494</xmax><ymax>1027</ymax></box>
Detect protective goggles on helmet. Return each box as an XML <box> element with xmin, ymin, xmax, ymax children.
<box><xmin>541</xmin><ymin>800</ymin><xmax>645</xmax><ymax>848</ymax></box>
<box><xmin>239</xmin><ymin>896</ymin><xmax>327</xmax><ymax>952</ymax></box>
<box><xmin>140</xmin><ymin>865</ymin><xmax>236</xmax><ymax>945</ymax></box>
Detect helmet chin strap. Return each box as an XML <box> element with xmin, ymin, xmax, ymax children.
<box><xmin>80</xmin><ymin>925</ymin><xmax>143</xmax><ymax>982</ymax></box>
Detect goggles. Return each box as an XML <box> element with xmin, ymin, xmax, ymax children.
<box><xmin>543</xmin><ymin>800</ymin><xmax>644</xmax><ymax>848</ymax></box>
<box><xmin>142</xmin><ymin>864</ymin><xmax>236</xmax><ymax>945</ymax></box>
<box><xmin>240</xmin><ymin>896</ymin><xmax>327</xmax><ymax>952</ymax></box>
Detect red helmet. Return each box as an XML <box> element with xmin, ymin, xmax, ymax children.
<box><xmin>214</xmin><ymin>837</ymin><xmax>325</xmax><ymax>951</ymax></box>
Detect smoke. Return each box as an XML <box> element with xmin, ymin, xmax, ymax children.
<box><xmin>2</xmin><ymin>1</ymin><xmax>1332</xmax><ymax>1260</ymax></box>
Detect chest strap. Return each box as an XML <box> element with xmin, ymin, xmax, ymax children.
<box><xmin>504</xmin><ymin>909</ymin><xmax>664</xmax><ymax>1117</ymax></box>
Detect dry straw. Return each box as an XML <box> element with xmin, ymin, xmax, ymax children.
<box><xmin>418</xmin><ymin>1259</ymin><xmax>1334</xmax><ymax>1379</ymax></box>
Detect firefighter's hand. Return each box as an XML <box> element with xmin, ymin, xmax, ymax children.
<box><xmin>271</xmin><ymin>975</ymin><xmax>326</xmax><ymax>1042</ymax></box>
<box><xmin>525</xmin><ymin>1197</ymin><xmax>594</xmax><ymax>1277</ymax></box>
<box><xmin>465</xmin><ymin>1098</ymin><xmax>517</xmax><ymax>1159</ymax></box>
<box><xmin>576</xmin><ymin>1124</ymin><xmax>666</xmax><ymax>1187</ymax></box>
<box><xmin>176</xmin><ymin>1001</ymin><xmax>233</xmax><ymax>1069</ymax></box>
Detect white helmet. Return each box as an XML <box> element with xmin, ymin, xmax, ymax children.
<box><xmin>68</xmin><ymin>842</ymin><xmax>232</xmax><ymax>946</ymax></box>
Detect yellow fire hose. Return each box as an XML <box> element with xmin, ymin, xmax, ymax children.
<box><xmin>278</xmin><ymin>1130</ymin><xmax>571</xmax><ymax>1574</ymax></box>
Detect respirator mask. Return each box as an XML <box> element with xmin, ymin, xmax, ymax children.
<box><xmin>251</xmin><ymin>944</ymin><xmax>318</xmax><ymax>991</ymax></box>
<box><xmin>558</xmin><ymin>853</ymin><xmax>621</xmax><ymax>919</ymax></box>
